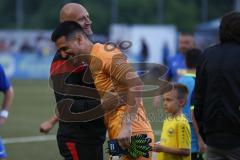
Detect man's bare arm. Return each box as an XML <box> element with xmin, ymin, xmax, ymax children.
<box><xmin>40</xmin><ymin>115</ymin><xmax>59</xmax><ymax>134</ymax></box>
<box><xmin>153</xmin><ymin>144</ymin><xmax>190</xmax><ymax>156</ymax></box>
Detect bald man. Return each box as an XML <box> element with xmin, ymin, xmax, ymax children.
<box><xmin>40</xmin><ymin>3</ymin><xmax>106</xmax><ymax>160</ymax></box>
<box><xmin>59</xmin><ymin>3</ymin><xmax>92</xmax><ymax>35</ymax></box>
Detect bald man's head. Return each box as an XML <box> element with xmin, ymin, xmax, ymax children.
<box><xmin>60</xmin><ymin>3</ymin><xmax>93</xmax><ymax>35</ymax></box>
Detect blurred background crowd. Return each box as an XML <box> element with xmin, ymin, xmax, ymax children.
<box><xmin>1</xmin><ymin>0</ymin><xmax>239</xmax><ymax>79</ymax></box>
<box><xmin>0</xmin><ymin>0</ymin><xmax>239</xmax><ymax>56</ymax></box>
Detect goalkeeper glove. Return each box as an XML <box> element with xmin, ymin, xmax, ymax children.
<box><xmin>107</xmin><ymin>134</ymin><xmax>152</xmax><ymax>159</ymax></box>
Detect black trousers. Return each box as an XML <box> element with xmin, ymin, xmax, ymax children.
<box><xmin>57</xmin><ymin>139</ymin><xmax>104</xmax><ymax>160</ymax></box>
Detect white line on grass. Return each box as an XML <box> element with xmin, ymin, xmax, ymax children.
<box><xmin>3</xmin><ymin>135</ymin><xmax>56</xmax><ymax>144</ymax></box>
<box><xmin>3</xmin><ymin>130</ymin><xmax>161</xmax><ymax>145</ymax></box>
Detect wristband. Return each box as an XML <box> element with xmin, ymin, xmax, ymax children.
<box><xmin>0</xmin><ymin>110</ymin><xmax>9</xmax><ymax>118</ymax></box>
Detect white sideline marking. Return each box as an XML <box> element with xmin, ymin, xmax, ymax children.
<box><xmin>3</xmin><ymin>130</ymin><xmax>161</xmax><ymax>145</ymax></box>
<box><xmin>3</xmin><ymin>135</ymin><xmax>56</xmax><ymax>144</ymax></box>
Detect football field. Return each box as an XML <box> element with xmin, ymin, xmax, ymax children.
<box><xmin>1</xmin><ymin>80</ymin><xmax>163</xmax><ymax>160</ymax></box>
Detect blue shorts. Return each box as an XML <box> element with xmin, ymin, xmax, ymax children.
<box><xmin>0</xmin><ymin>137</ymin><xmax>7</xmax><ymax>158</ymax></box>
<box><xmin>190</xmin><ymin>123</ymin><xmax>199</xmax><ymax>153</ymax></box>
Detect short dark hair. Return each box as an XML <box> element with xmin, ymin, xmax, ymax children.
<box><xmin>219</xmin><ymin>11</ymin><xmax>240</xmax><ymax>43</ymax></box>
<box><xmin>185</xmin><ymin>48</ymin><xmax>202</xmax><ymax>69</ymax></box>
<box><xmin>51</xmin><ymin>21</ymin><xmax>86</xmax><ymax>42</ymax></box>
<box><xmin>180</xmin><ymin>32</ymin><xmax>194</xmax><ymax>37</ymax></box>
<box><xmin>173</xmin><ymin>83</ymin><xmax>189</xmax><ymax>102</ymax></box>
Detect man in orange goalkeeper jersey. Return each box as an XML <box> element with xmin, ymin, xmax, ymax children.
<box><xmin>51</xmin><ymin>21</ymin><xmax>154</xmax><ymax>160</ymax></box>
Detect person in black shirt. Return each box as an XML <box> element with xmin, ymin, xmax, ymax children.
<box><xmin>194</xmin><ymin>11</ymin><xmax>240</xmax><ymax>160</ymax></box>
<box><xmin>39</xmin><ymin>3</ymin><xmax>106</xmax><ymax>160</ymax></box>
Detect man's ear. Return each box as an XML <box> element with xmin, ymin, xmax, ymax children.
<box><xmin>75</xmin><ymin>33</ymin><xmax>83</xmax><ymax>43</ymax></box>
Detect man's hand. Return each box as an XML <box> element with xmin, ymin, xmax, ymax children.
<box><xmin>198</xmin><ymin>136</ymin><xmax>207</xmax><ymax>153</ymax></box>
<box><xmin>108</xmin><ymin>134</ymin><xmax>152</xmax><ymax>159</ymax></box>
<box><xmin>39</xmin><ymin>120</ymin><xmax>55</xmax><ymax>134</ymax></box>
<box><xmin>128</xmin><ymin>134</ymin><xmax>152</xmax><ymax>158</ymax></box>
<box><xmin>153</xmin><ymin>143</ymin><xmax>165</xmax><ymax>152</ymax></box>
<box><xmin>117</xmin><ymin>123</ymin><xmax>132</xmax><ymax>150</ymax></box>
<box><xmin>0</xmin><ymin>117</ymin><xmax>6</xmax><ymax>125</ymax></box>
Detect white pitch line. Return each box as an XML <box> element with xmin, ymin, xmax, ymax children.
<box><xmin>3</xmin><ymin>135</ymin><xmax>56</xmax><ymax>144</ymax></box>
<box><xmin>2</xmin><ymin>130</ymin><xmax>161</xmax><ymax>145</ymax></box>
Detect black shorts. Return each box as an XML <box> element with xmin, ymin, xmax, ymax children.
<box><xmin>57</xmin><ymin>139</ymin><xmax>104</xmax><ymax>160</ymax></box>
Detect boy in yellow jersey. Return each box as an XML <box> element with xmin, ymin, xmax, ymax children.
<box><xmin>51</xmin><ymin>21</ymin><xmax>154</xmax><ymax>160</ymax></box>
<box><xmin>153</xmin><ymin>83</ymin><xmax>191</xmax><ymax>160</ymax></box>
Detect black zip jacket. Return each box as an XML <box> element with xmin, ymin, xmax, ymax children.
<box><xmin>50</xmin><ymin>53</ymin><xmax>106</xmax><ymax>144</ymax></box>
<box><xmin>194</xmin><ymin>42</ymin><xmax>240</xmax><ymax>149</ymax></box>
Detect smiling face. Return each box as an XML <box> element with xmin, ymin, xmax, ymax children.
<box><xmin>74</xmin><ymin>7</ymin><xmax>92</xmax><ymax>35</ymax></box>
<box><xmin>55</xmin><ymin>32</ymin><xmax>89</xmax><ymax>62</ymax></box>
<box><xmin>60</xmin><ymin>3</ymin><xmax>93</xmax><ymax>35</ymax></box>
<box><xmin>55</xmin><ymin>36</ymin><xmax>72</xmax><ymax>59</ymax></box>
<box><xmin>55</xmin><ymin>35</ymin><xmax>82</xmax><ymax>65</ymax></box>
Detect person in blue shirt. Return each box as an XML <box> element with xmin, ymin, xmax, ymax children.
<box><xmin>0</xmin><ymin>64</ymin><xmax>14</xmax><ymax>160</ymax></box>
<box><xmin>177</xmin><ymin>48</ymin><xmax>206</xmax><ymax>160</ymax></box>
<box><xmin>166</xmin><ymin>33</ymin><xmax>195</xmax><ymax>81</ymax></box>
<box><xmin>153</xmin><ymin>33</ymin><xmax>196</xmax><ymax>112</ymax></box>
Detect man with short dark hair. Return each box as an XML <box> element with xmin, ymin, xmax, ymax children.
<box><xmin>194</xmin><ymin>11</ymin><xmax>240</xmax><ymax>160</ymax></box>
<box><xmin>178</xmin><ymin>48</ymin><xmax>206</xmax><ymax>160</ymax></box>
<box><xmin>51</xmin><ymin>21</ymin><xmax>154</xmax><ymax>160</ymax></box>
<box><xmin>166</xmin><ymin>33</ymin><xmax>195</xmax><ymax>81</ymax></box>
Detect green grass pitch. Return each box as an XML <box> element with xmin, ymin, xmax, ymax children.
<box><xmin>1</xmin><ymin>80</ymin><xmax>163</xmax><ymax>160</ymax></box>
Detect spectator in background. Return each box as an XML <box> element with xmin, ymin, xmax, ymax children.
<box><xmin>139</xmin><ymin>38</ymin><xmax>149</xmax><ymax>71</ymax></box>
<box><xmin>19</xmin><ymin>39</ymin><xmax>34</xmax><ymax>53</ymax></box>
<box><xmin>162</xmin><ymin>42</ymin><xmax>170</xmax><ymax>66</ymax></box>
<box><xmin>140</xmin><ymin>38</ymin><xmax>149</xmax><ymax>61</ymax></box>
<box><xmin>167</xmin><ymin>33</ymin><xmax>195</xmax><ymax>81</ymax></box>
<box><xmin>178</xmin><ymin>48</ymin><xmax>206</xmax><ymax>160</ymax></box>
<box><xmin>153</xmin><ymin>33</ymin><xmax>195</xmax><ymax>109</ymax></box>
<box><xmin>0</xmin><ymin>39</ymin><xmax>8</xmax><ymax>53</ymax></box>
<box><xmin>8</xmin><ymin>40</ymin><xmax>17</xmax><ymax>54</ymax></box>
<box><xmin>35</xmin><ymin>35</ymin><xmax>54</xmax><ymax>57</ymax></box>
<box><xmin>194</xmin><ymin>11</ymin><xmax>240</xmax><ymax>160</ymax></box>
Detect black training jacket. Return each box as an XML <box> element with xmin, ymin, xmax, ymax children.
<box><xmin>50</xmin><ymin>53</ymin><xmax>106</xmax><ymax>144</ymax></box>
<box><xmin>194</xmin><ymin>42</ymin><xmax>240</xmax><ymax>149</ymax></box>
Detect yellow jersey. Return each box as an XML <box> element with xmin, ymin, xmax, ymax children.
<box><xmin>157</xmin><ymin>114</ymin><xmax>191</xmax><ymax>160</ymax></box>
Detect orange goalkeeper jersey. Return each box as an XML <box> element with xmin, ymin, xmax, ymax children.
<box><xmin>89</xmin><ymin>43</ymin><xmax>153</xmax><ymax>138</ymax></box>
